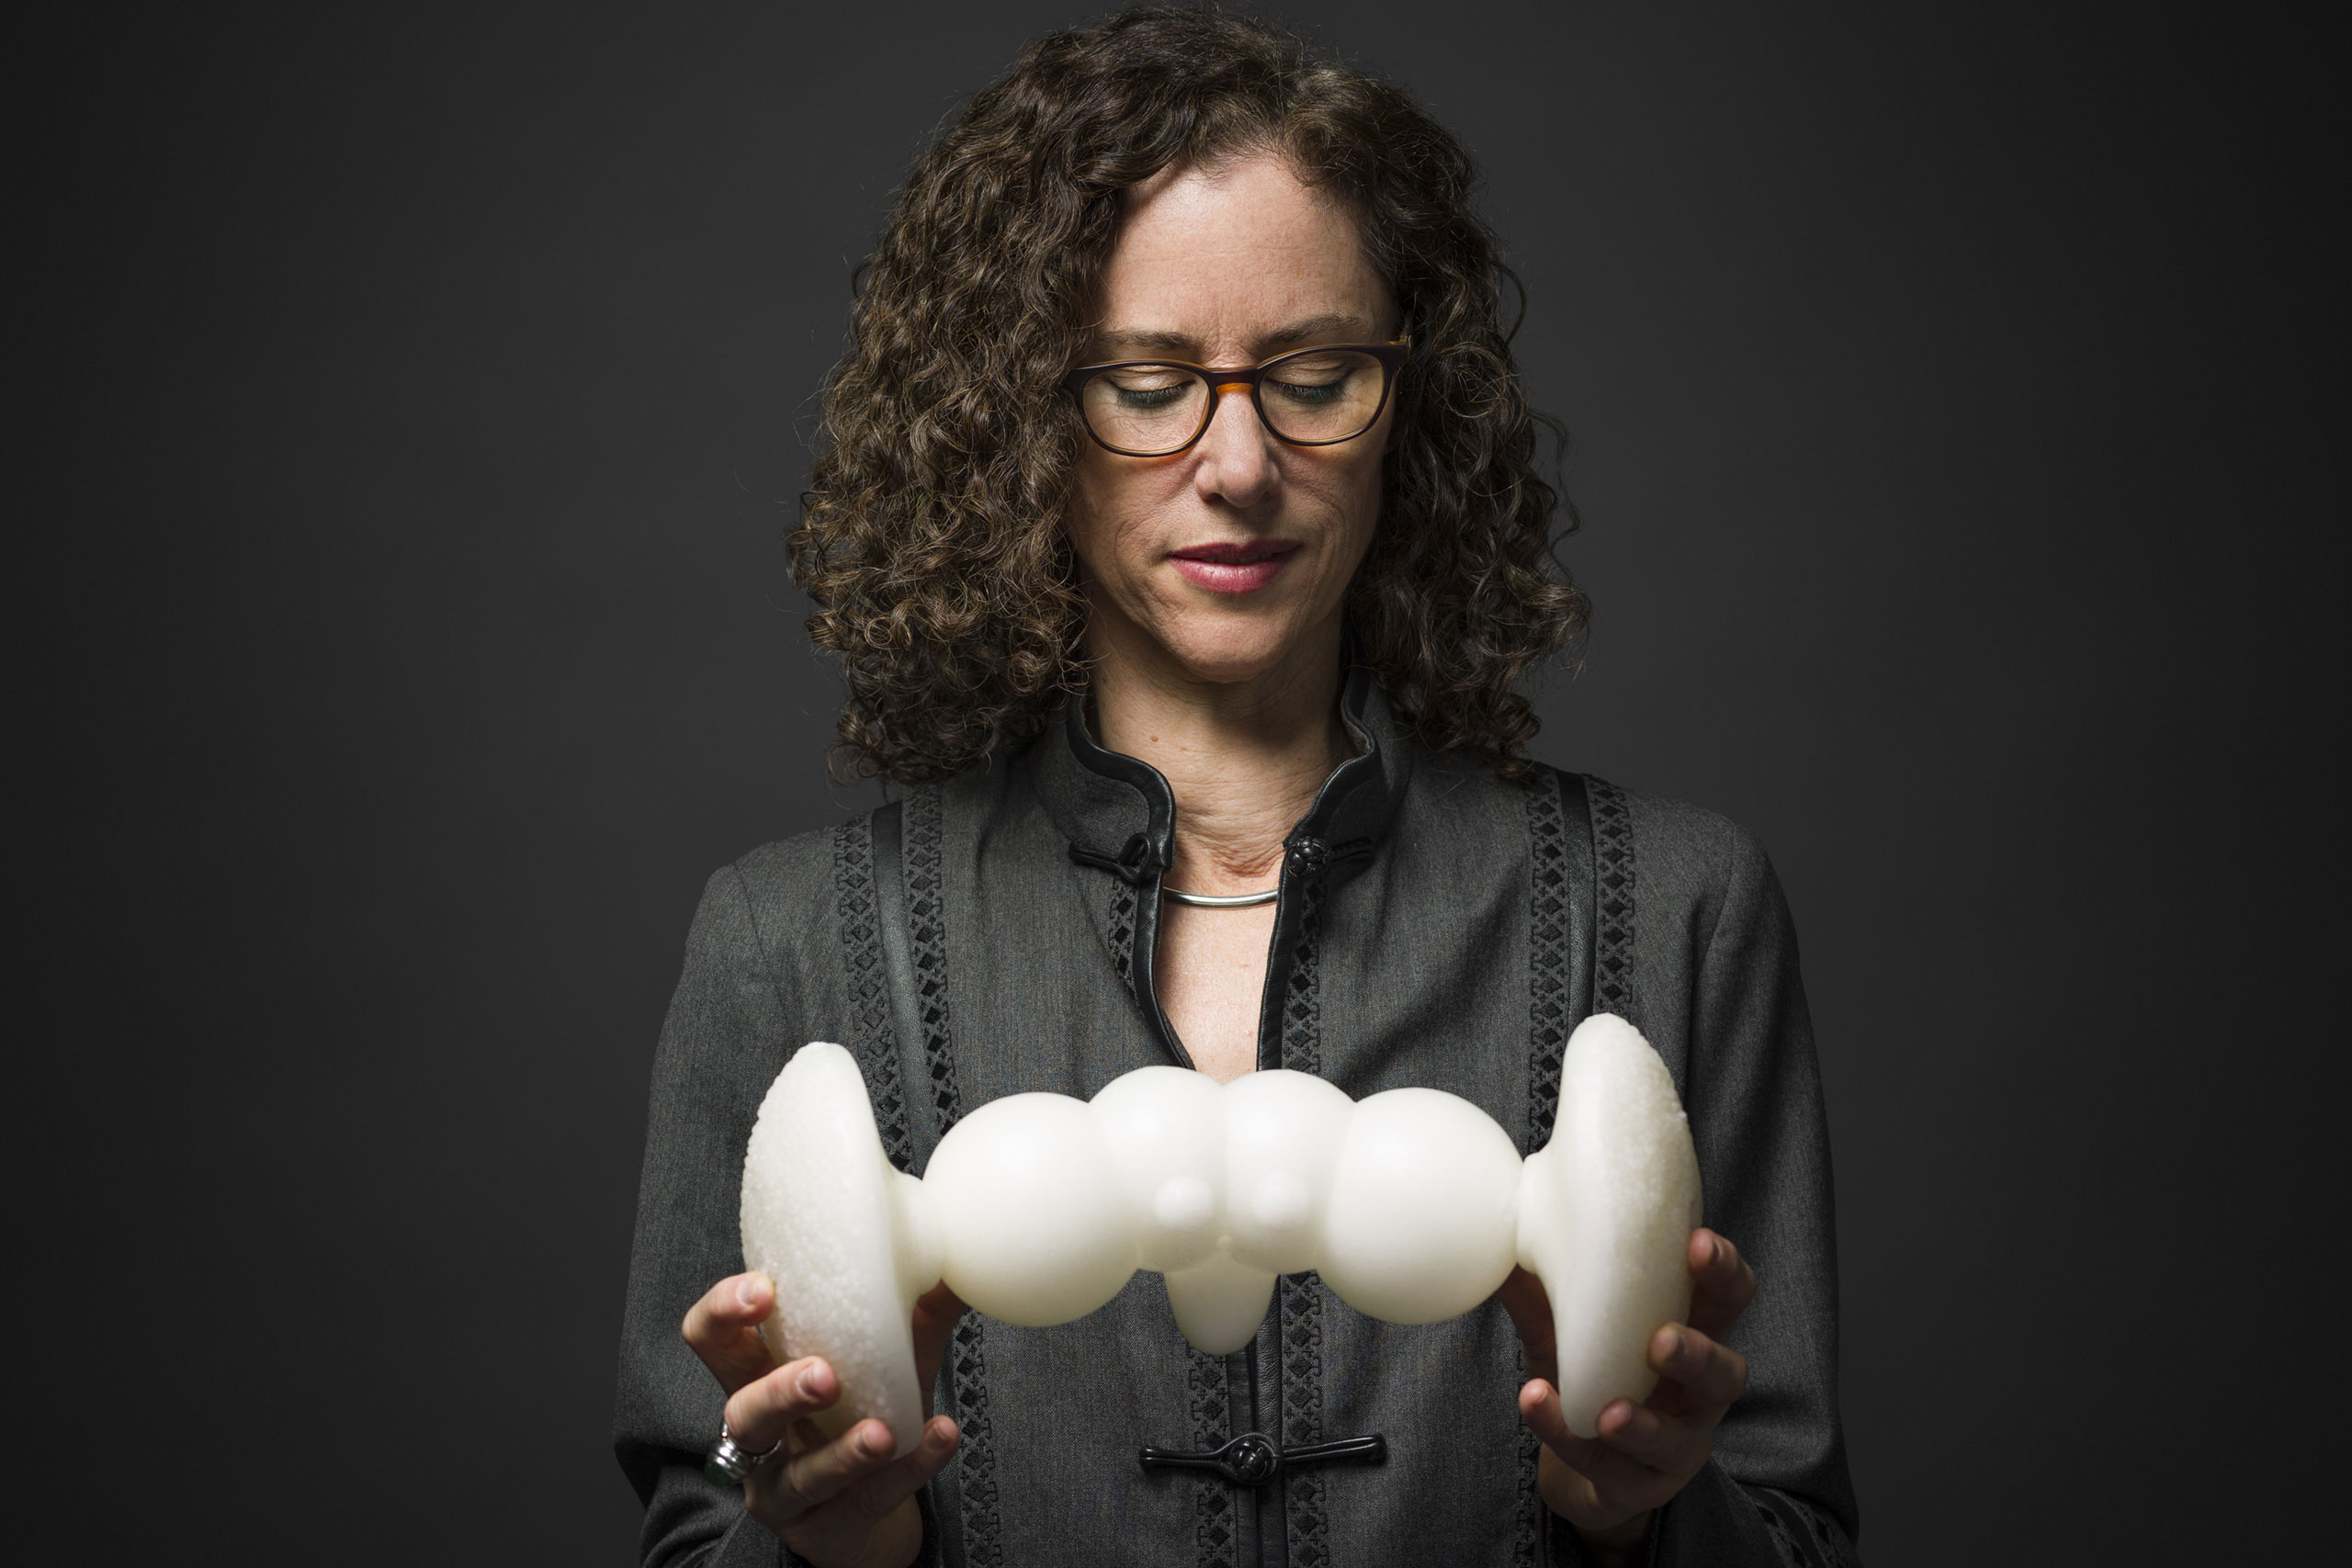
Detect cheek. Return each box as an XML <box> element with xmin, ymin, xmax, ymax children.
<box><xmin>1335</xmin><ymin>451</ymin><xmax>1387</xmax><ymax>564</ymax></box>
<box><xmin>1340</xmin><ymin>407</ymin><xmax>1396</xmax><ymax>549</ymax></box>
<box><xmin>1064</xmin><ymin>455</ymin><xmax>1120</xmax><ymax>572</ymax></box>
<box><xmin>1066</xmin><ymin>456</ymin><xmax>1163</xmax><ymax>585</ymax></box>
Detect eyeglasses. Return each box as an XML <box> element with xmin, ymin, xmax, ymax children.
<box><xmin>1061</xmin><ymin>342</ymin><xmax>1408</xmax><ymax>457</ymax></box>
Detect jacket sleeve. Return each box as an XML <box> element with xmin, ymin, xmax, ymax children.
<box><xmin>612</xmin><ymin>863</ymin><xmax>795</xmax><ymax>1568</ymax></box>
<box><xmin>1562</xmin><ymin>825</ymin><xmax>1862</xmax><ymax>1568</ymax></box>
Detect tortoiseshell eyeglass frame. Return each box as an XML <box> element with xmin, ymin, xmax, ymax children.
<box><xmin>1060</xmin><ymin>340</ymin><xmax>1409</xmax><ymax>457</ymax></box>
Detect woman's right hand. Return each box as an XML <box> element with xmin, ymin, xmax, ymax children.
<box><xmin>683</xmin><ymin>1272</ymin><xmax>966</xmax><ymax>1568</ymax></box>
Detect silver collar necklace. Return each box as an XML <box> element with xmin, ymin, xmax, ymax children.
<box><xmin>1161</xmin><ymin>885</ymin><xmax>1280</xmax><ymax>908</ymax></box>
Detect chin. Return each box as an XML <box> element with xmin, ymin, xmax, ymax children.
<box><xmin>1151</xmin><ymin>610</ymin><xmax>1323</xmax><ymax>686</ymax></box>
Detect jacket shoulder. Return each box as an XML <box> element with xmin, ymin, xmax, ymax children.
<box><xmin>1543</xmin><ymin>767</ymin><xmax>1785</xmax><ymax>931</ymax></box>
<box><xmin>693</xmin><ymin>810</ymin><xmax>874</xmax><ymax>976</ymax></box>
<box><xmin>1608</xmin><ymin>778</ymin><xmax>1768</xmax><ymax>876</ymax></box>
<box><xmin>727</xmin><ymin>817</ymin><xmax>847</xmax><ymax>900</ymax></box>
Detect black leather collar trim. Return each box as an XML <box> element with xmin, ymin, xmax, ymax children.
<box><xmin>1282</xmin><ymin>656</ymin><xmax>1387</xmax><ymax>852</ymax></box>
<box><xmin>1049</xmin><ymin>650</ymin><xmax>1406</xmax><ymax>872</ymax></box>
<box><xmin>1060</xmin><ymin>687</ymin><xmax>1178</xmax><ymax>872</ymax></box>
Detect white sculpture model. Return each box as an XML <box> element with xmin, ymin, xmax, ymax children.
<box><xmin>741</xmin><ymin>1013</ymin><xmax>1702</xmax><ymax>1459</ymax></box>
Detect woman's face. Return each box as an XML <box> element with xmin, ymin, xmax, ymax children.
<box><xmin>1066</xmin><ymin>154</ymin><xmax>1396</xmax><ymax>690</ymax></box>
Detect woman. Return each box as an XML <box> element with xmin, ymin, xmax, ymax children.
<box><xmin>615</xmin><ymin>11</ymin><xmax>1858</xmax><ymax>1567</ymax></box>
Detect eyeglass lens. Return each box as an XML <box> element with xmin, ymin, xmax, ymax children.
<box><xmin>1080</xmin><ymin>349</ymin><xmax>1387</xmax><ymax>454</ymax></box>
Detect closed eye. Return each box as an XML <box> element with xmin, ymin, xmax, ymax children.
<box><xmin>1267</xmin><ymin>377</ymin><xmax>1348</xmax><ymax>406</ymax></box>
<box><xmin>1114</xmin><ymin>384</ymin><xmax>1193</xmax><ymax>409</ymax></box>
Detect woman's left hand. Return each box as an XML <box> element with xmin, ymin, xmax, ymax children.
<box><xmin>1496</xmin><ymin>1227</ymin><xmax>1758</xmax><ymax>1554</ymax></box>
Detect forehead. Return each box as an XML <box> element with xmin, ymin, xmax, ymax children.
<box><xmin>1091</xmin><ymin>154</ymin><xmax>1389</xmax><ymax>356</ymax></box>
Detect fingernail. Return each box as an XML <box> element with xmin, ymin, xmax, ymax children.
<box><xmin>863</xmin><ymin>1426</ymin><xmax>891</xmax><ymax>1458</ymax></box>
<box><xmin>1663</xmin><ymin>1328</ymin><xmax>1683</xmax><ymax>1359</ymax></box>
<box><xmin>798</xmin><ymin>1366</ymin><xmax>824</xmax><ymax>1397</ymax></box>
<box><xmin>736</xmin><ymin>1277</ymin><xmax>763</xmax><ymax>1312</ymax></box>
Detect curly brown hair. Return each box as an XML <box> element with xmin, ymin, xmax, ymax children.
<box><xmin>790</xmin><ymin>6</ymin><xmax>1588</xmax><ymax>784</ymax></box>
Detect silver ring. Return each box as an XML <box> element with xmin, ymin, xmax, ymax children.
<box><xmin>704</xmin><ymin>1418</ymin><xmax>783</xmax><ymax>1487</ymax></box>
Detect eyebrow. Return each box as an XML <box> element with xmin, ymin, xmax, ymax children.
<box><xmin>1091</xmin><ymin>312</ymin><xmax>1374</xmax><ymax>359</ymax></box>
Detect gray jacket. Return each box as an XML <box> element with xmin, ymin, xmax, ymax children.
<box><xmin>614</xmin><ymin>666</ymin><xmax>1860</xmax><ymax>1567</ymax></box>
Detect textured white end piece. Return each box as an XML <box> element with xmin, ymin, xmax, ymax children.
<box><xmin>1221</xmin><ymin>1070</ymin><xmax>1354</xmax><ymax>1275</ymax></box>
<box><xmin>1518</xmin><ymin>1014</ymin><xmax>1703</xmax><ymax>1438</ymax></box>
<box><xmin>1090</xmin><ymin>1066</ymin><xmax>1227</xmax><ymax>1273</ymax></box>
<box><xmin>1164</xmin><ymin>1248</ymin><xmax>1280</xmax><ymax>1355</ymax></box>
<box><xmin>924</xmin><ymin>1091</ymin><xmax>1139</xmax><ymax>1325</ymax></box>
<box><xmin>1319</xmin><ymin>1087</ymin><xmax>1524</xmax><ymax>1323</ymax></box>
<box><xmin>740</xmin><ymin>1042</ymin><xmax>933</xmax><ymax>1459</ymax></box>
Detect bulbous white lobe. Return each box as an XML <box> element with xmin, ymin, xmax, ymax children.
<box><xmin>1164</xmin><ymin>1249</ymin><xmax>1281</xmax><ymax>1355</ymax></box>
<box><xmin>1219</xmin><ymin>1069</ymin><xmax>1352</xmax><ymax>1274</ymax></box>
<box><xmin>1090</xmin><ymin>1066</ymin><xmax>1227</xmax><ymax>1272</ymax></box>
<box><xmin>923</xmin><ymin>1091</ymin><xmax>1139</xmax><ymax>1325</ymax></box>
<box><xmin>1320</xmin><ymin>1087</ymin><xmax>1524</xmax><ymax>1323</ymax></box>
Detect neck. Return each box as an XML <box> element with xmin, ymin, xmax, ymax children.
<box><xmin>1087</xmin><ymin>620</ymin><xmax>1351</xmax><ymax>897</ymax></box>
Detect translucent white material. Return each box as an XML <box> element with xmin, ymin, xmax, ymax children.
<box><xmin>924</xmin><ymin>1091</ymin><xmax>1138</xmax><ymax>1325</ymax></box>
<box><xmin>1321</xmin><ymin>1087</ymin><xmax>1525</xmax><ymax>1325</ymax></box>
<box><xmin>1518</xmin><ymin>1014</ymin><xmax>1705</xmax><ymax>1437</ymax></box>
<box><xmin>738</xmin><ymin>1015</ymin><xmax>1701</xmax><ymax>1456</ymax></box>
<box><xmin>739</xmin><ymin>1042</ymin><xmax>939</xmax><ymax>1457</ymax></box>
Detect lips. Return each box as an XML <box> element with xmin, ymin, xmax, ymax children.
<box><xmin>1168</xmin><ymin>540</ymin><xmax>1300</xmax><ymax>594</ymax></box>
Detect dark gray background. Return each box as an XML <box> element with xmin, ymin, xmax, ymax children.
<box><xmin>33</xmin><ymin>2</ymin><xmax>2337</xmax><ymax>1563</ymax></box>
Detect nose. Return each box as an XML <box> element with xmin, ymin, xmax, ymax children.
<box><xmin>1191</xmin><ymin>381</ymin><xmax>1281</xmax><ymax>509</ymax></box>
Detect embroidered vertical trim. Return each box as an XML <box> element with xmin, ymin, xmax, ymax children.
<box><xmin>1524</xmin><ymin>777</ymin><xmax>1572</xmax><ymax>1153</ymax></box>
<box><xmin>832</xmin><ymin>818</ymin><xmax>913</xmax><ymax>1172</ymax></box>
<box><xmin>1514</xmin><ymin>1426</ymin><xmax>1546</xmax><ymax>1568</ymax></box>
<box><xmin>904</xmin><ymin>786</ymin><xmax>963</xmax><ymax>1136</ymax></box>
<box><xmin>1186</xmin><ymin>1348</ymin><xmax>1239</xmax><ymax>1568</ymax></box>
<box><xmin>1750</xmin><ymin>1491</ymin><xmax>1811</xmax><ymax>1568</ymax></box>
<box><xmin>894</xmin><ymin>787</ymin><xmax>1004</xmax><ymax>1568</ymax></box>
<box><xmin>1748</xmin><ymin>1487</ymin><xmax>1859</xmax><ymax>1568</ymax></box>
<box><xmin>1277</xmin><ymin>879</ymin><xmax>1330</xmax><ymax>1566</ymax></box>
<box><xmin>1588</xmin><ymin>776</ymin><xmax>1637</xmax><ymax>1027</ymax></box>
<box><xmin>1790</xmin><ymin>1493</ymin><xmax>1860</xmax><ymax>1567</ymax></box>
<box><xmin>1279</xmin><ymin>1274</ymin><xmax>1330</xmax><ymax>1567</ymax></box>
<box><xmin>1279</xmin><ymin>878</ymin><xmax>1327</xmax><ymax>1077</ymax></box>
<box><xmin>947</xmin><ymin>1316</ymin><xmax>1004</xmax><ymax>1568</ymax></box>
<box><xmin>1516</xmin><ymin>774</ymin><xmax>1574</xmax><ymax>1568</ymax></box>
<box><xmin>1108</xmin><ymin>877</ymin><xmax>1141</xmax><ymax>989</ymax></box>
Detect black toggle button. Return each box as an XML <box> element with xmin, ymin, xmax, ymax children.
<box><xmin>1138</xmin><ymin>1430</ymin><xmax>1387</xmax><ymax>1488</ymax></box>
<box><xmin>1116</xmin><ymin>832</ymin><xmax>1157</xmax><ymax>878</ymax></box>
<box><xmin>1068</xmin><ymin>832</ymin><xmax>1167</xmax><ymax>886</ymax></box>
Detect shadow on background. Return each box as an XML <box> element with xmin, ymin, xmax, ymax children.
<box><xmin>28</xmin><ymin>2</ymin><xmax>2336</xmax><ymax>1562</ymax></box>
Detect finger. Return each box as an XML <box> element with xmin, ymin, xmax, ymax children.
<box><xmin>1650</xmin><ymin>1324</ymin><xmax>1748</xmax><ymax>1410</ymax></box>
<box><xmin>1494</xmin><ymin>1269</ymin><xmax>1559</xmax><ymax>1383</ymax></box>
<box><xmin>911</xmin><ymin>1282</ymin><xmax>967</xmax><ymax>1397</ymax></box>
<box><xmin>1685</xmin><ymin>1231</ymin><xmax>1758</xmax><ymax>1341</ymax></box>
<box><xmin>790</xmin><ymin>1416</ymin><xmax>961</xmax><ymax>1534</ymax></box>
<box><xmin>772</xmin><ymin>1416</ymin><xmax>915</xmax><ymax>1520</ymax></box>
<box><xmin>1517</xmin><ymin>1378</ymin><xmax>1611</xmax><ymax>1474</ymax></box>
<box><xmin>723</xmin><ymin>1357</ymin><xmax>843</xmax><ymax>1458</ymax></box>
<box><xmin>682</xmin><ymin>1274</ymin><xmax>780</xmax><ymax>1394</ymax></box>
<box><xmin>1593</xmin><ymin>1397</ymin><xmax>1692</xmax><ymax>1472</ymax></box>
